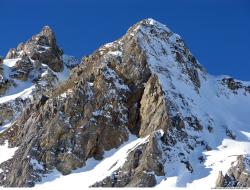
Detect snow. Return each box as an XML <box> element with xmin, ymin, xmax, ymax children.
<box><xmin>87</xmin><ymin>82</ymin><xmax>93</xmax><ymax>87</ymax></box>
<box><xmin>30</xmin><ymin>159</ymin><xmax>44</xmax><ymax>171</ymax></box>
<box><xmin>103</xmin><ymin>66</ymin><xmax>129</xmax><ymax>91</ymax></box>
<box><xmin>62</xmin><ymin>55</ymin><xmax>79</xmax><ymax>68</ymax></box>
<box><xmin>3</xmin><ymin>58</ymin><xmax>21</xmax><ymax>68</ymax></box>
<box><xmin>92</xmin><ymin>110</ymin><xmax>102</xmax><ymax>117</ymax></box>
<box><xmin>39</xmin><ymin>45</ymin><xmax>50</xmax><ymax>50</ymax></box>
<box><xmin>0</xmin><ymin>123</ymin><xmax>13</xmax><ymax>133</ymax></box>
<box><xmin>1</xmin><ymin>58</ymin><xmax>19</xmax><ymax>79</ymax></box>
<box><xmin>0</xmin><ymin>141</ymin><xmax>18</xmax><ymax>165</ymax></box>
<box><xmin>0</xmin><ymin>85</ymin><xmax>35</xmax><ymax>104</ymax></box>
<box><xmin>40</xmin><ymin>62</ymin><xmax>70</xmax><ymax>83</ymax></box>
<box><xmin>54</xmin><ymin>65</ymin><xmax>70</xmax><ymax>82</ymax></box>
<box><xmin>108</xmin><ymin>50</ymin><xmax>122</xmax><ymax>57</ymax></box>
<box><xmin>103</xmin><ymin>42</ymin><xmax>114</xmax><ymax>48</ymax></box>
<box><xmin>146</xmin><ymin>18</ymin><xmax>171</xmax><ymax>33</ymax></box>
<box><xmin>41</xmin><ymin>70</ymin><xmax>48</xmax><ymax>77</ymax></box>
<box><xmin>35</xmin><ymin>134</ymin><xmax>149</xmax><ymax>188</ymax></box>
<box><xmin>156</xmin><ymin>139</ymin><xmax>250</xmax><ymax>189</ymax></box>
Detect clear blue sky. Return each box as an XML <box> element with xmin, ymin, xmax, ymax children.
<box><xmin>0</xmin><ymin>0</ymin><xmax>249</xmax><ymax>80</ymax></box>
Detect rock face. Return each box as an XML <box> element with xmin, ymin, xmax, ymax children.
<box><xmin>216</xmin><ymin>155</ymin><xmax>250</xmax><ymax>188</ymax></box>
<box><xmin>92</xmin><ymin>131</ymin><xmax>165</xmax><ymax>187</ymax></box>
<box><xmin>139</xmin><ymin>74</ymin><xmax>169</xmax><ymax>137</ymax></box>
<box><xmin>0</xmin><ymin>19</ymin><xmax>250</xmax><ymax>188</ymax></box>
<box><xmin>6</xmin><ymin>26</ymin><xmax>63</xmax><ymax>72</ymax></box>
<box><xmin>222</xmin><ymin>77</ymin><xmax>250</xmax><ymax>93</ymax></box>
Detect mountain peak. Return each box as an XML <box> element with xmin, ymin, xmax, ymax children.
<box><xmin>39</xmin><ymin>25</ymin><xmax>56</xmax><ymax>46</ymax></box>
<box><xmin>127</xmin><ymin>18</ymin><xmax>172</xmax><ymax>37</ymax></box>
<box><xmin>41</xmin><ymin>25</ymin><xmax>53</xmax><ymax>33</ymax></box>
<box><xmin>5</xmin><ymin>25</ymin><xmax>63</xmax><ymax>72</ymax></box>
<box><xmin>0</xmin><ymin>19</ymin><xmax>250</xmax><ymax>189</ymax></box>
<box><xmin>141</xmin><ymin>18</ymin><xmax>171</xmax><ymax>31</ymax></box>
<box><xmin>122</xmin><ymin>18</ymin><xmax>203</xmax><ymax>91</ymax></box>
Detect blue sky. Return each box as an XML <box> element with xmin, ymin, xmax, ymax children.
<box><xmin>0</xmin><ymin>0</ymin><xmax>249</xmax><ymax>80</ymax></box>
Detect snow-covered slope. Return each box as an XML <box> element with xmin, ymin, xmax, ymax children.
<box><xmin>135</xmin><ymin>19</ymin><xmax>250</xmax><ymax>188</ymax></box>
<box><xmin>0</xmin><ymin>19</ymin><xmax>249</xmax><ymax>188</ymax></box>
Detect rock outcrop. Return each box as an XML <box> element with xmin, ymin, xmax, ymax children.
<box><xmin>0</xmin><ymin>27</ymin><xmax>77</xmax><ymax>132</ymax></box>
<box><xmin>6</xmin><ymin>26</ymin><xmax>63</xmax><ymax>72</ymax></box>
<box><xmin>92</xmin><ymin>130</ymin><xmax>165</xmax><ymax>187</ymax></box>
<box><xmin>216</xmin><ymin>155</ymin><xmax>250</xmax><ymax>188</ymax></box>
<box><xmin>222</xmin><ymin>77</ymin><xmax>250</xmax><ymax>94</ymax></box>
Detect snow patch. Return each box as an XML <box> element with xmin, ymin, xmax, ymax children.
<box><xmin>0</xmin><ymin>141</ymin><xmax>18</xmax><ymax>165</ymax></box>
<box><xmin>3</xmin><ymin>58</ymin><xmax>21</xmax><ymax>68</ymax></box>
<box><xmin>0</xmin><ymin>85</ymin><xmax>35</xmax><ymax>104</ymax></box>
<box><xmin>30</xmin><ymin>159</ymin><xmax>44</xmax><ymax>171</ymax></box>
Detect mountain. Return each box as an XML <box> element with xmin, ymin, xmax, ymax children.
<box><xmin>0</xmin><ymin>18</ymin><xmax>250</xmax><ymax>188</ymax></box>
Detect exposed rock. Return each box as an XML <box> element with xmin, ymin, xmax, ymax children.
<box><xmin>0</xmin><ymin>56</ymin><xmax>3</xmax><ymax>64</ymax></box>
<box><xmin>222</xmin><ymin>78</ymin><xmax>242</xmax><ymax>91</ymax></box>
<box><xmin>139</xmin><ymin>74</ymin><xmax>170</xmax><ymax>137</ymax></box>
<box><xmin>215</xmin><ymin>155</ymin><xmax>250</xmax><ymax>188</ymax></box>
<box><xmin>6</xmin><ymin>48</ymin><xmax>18</xmax><ymax>59</ymax></box>
<box><xmin>222</xmin><ymin>77</ymin><xmax>250</xmax><ymax>94</ymax></box>
<box><xmin>224</xmin><ymin>126</ymin><xmax>236</xmax><ymax>140</ymax></box>
<box><xmin>0</xmin><ymin>61</ymin><xmax>131</xmax><ymax>186</ymax></box>
<box><xmin>185</xmin><ymin>116</ymin><xmax>203</xmax><ymax>131</ymax></box>
<box><xmin>92</xmin><ymin>130</ymin><xmax>165</xmax><ymax>187</ymax></box>
<box><xmin>0</xmin><ymin>78</ymin><xmax>13</xmax><ymax>95</ymax></box>
<box><xmin>5</xmin><ymin>26</ymin><xmax>63</xmax><ymax>72</ymax></box>
<box><xmin>10</xmin><ymin>56</ymin><xmax>33</xmax><ymax>81</ymax></box>
<box><xmin>0</xmin><ymin>105</ymin><xmax>13</xmax><ymax>126</ymax></box>
<box><xmin>38</xmin><ymin>94</ymin><xmax>49</xmax><ymax>106</ymax></box>
<box><xmin>215</xmin><ymin>171</ymin><xmax>225</xmax><ymax>187</ymax></box>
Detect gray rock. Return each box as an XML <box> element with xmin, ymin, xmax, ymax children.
<box><xmin>92</xmin><ymin>131</ymin><xmax>165</xmax><ymax>187</ymax></box>
<box><xmin>5</xmin><ymin>26</ymin><xmax>63</xmax><ymax>72</ymax></box>
<box><xmin>0</xmin><ymin>56</ymin><xmax>3</xmax><ymax>64</ymax></box>
<box><xmin>215</xmin><ymin>171</ymin><xmax>225</xmax><ymax>187</ymax></box>
<box><xmin>139</xmin><ymin>74</ymin><xmax>170</xmax><ymax>137</ymax></box>
<box><xmin>5</xmin><ymin>48</ymin><xmax>18</xmax><ymax>59</ymax></box>
<box><xmin>215</xmin><ymin>155</ymin><xmax>250</xmax><ymax>187</ymax></box>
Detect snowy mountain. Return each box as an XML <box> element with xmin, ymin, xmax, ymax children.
<box><xmin>0</xmin><ymin>18</ymin><xmax>250</xmax><ymax>189</ymax></box>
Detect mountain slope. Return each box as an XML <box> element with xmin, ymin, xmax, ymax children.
<box><xmin>0</xmin><ymin>18</ymin><xmax>250</xmax><ymax>188</ymax></box>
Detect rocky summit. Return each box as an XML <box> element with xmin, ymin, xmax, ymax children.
<box><xmin>0</xmin><ymin>18</ymin><xmax>250</xmax><ymax>188</ymax></box>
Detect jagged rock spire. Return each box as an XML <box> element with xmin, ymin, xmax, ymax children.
<box><xmin>5</xmin><ymin>25</ymin><xmax>63</xmax><ymax>72</ymax></box>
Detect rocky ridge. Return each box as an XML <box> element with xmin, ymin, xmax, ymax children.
<box><xmin>0</xmin><ymin>26</ymin><xmax>78</xmax><ymax>134</ymax></box>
